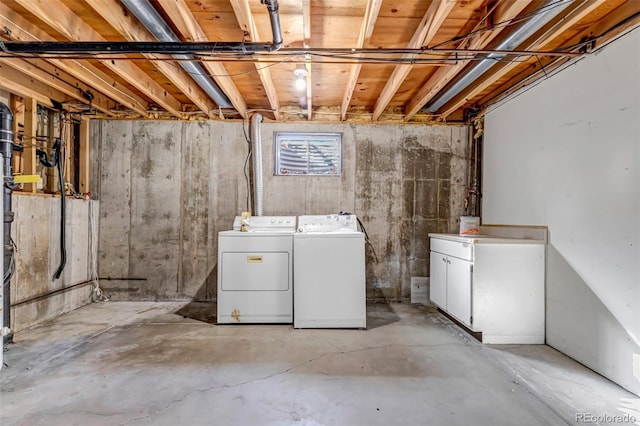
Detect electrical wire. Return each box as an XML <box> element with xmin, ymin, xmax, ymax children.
<box><xmin>0</xmin><ymin>50</ymin><xmax>564</xmax><ymax>62</ymax></box>
<box><xmin>88</xmin><ymin>198</ymin><xmax>107</xmax><ymax>302</ymax></box>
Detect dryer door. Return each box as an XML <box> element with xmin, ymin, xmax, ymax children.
<box><xmin>221</xmin><ymin>252</ymin><xmax>290</xmax><ymax>291</ymax></box>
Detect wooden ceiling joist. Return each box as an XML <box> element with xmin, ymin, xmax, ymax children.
<box><xmin>230</xmin><ymin>0</ymin><xmax>280</xmax><ymax>119</ymax></box>
<box><xmin>372</xmin><ymin>0</ymin><xmax>456</xmax><ymax>121</ymax></box>
<box><xmin>0</xmin><ymin>0</ymin><xmax>635</xmax><ymax>123</ymax></box>
<box><xmin>0</xmin><ymin>62</ymin><xmax>68</xmax><ymax>108</ymax></box>
<box><xmin>478</xmin><ymin>1</ymin><xmax>640</xmax><ymax>112</ymax></box>
<box><xmin>0</xmin><ymin>3</ymin><xmax>150</xmax><ymax>117</ymax></box>
<box><xmin>438</xmin><ymin>0</ymin><xmax>612</xmax><ymax>119</ymax></box>
<box><xmin>13</xmin><ymin>0</ymin><xmax>183</xmax><ymax>117</ymax></box>
<box><xmin>156</xmin><ymin>0</ymin><xmax>249</xmax><ymax>119</ymax></box>
<box><xmin>340</xmin><ymin>0</ymin><xmax>383</xmax><ymax>121</ymax></box>
<box><xmin>404</xmin><ymin>0</ymin><xmax>534</xmax><ymax>120</ymax></box>
<box><xmin>85</xmin><ymin>0</ymin><xmax>218</xmax><ymax>119</ymax></box>
<box><xmin>0</xmin><ymin>58</ymin><xmax>116</xmax><ymax>116</ymax></box>
<box><xmin>302</xmin><ymin>0</ymin><xmax>312</xmax><ymax>121</ymax></box>
<box><xmin>22</xmin><ymin>97</ymin><xmax>38</xmax><ymax>193</ymax></box>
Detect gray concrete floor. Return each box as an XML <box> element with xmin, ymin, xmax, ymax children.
<box><xmin>1</xmin><ymin>302</ymin><xmax>638</xmax><ymax>426</ymax></box>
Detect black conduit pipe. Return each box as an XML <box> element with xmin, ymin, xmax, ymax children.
<box><xmin>0</xmin><ymin>103</ymin><xmax>14</xmax><ymax>344</ymax></box>
<box><xmin>2</xmin><ymin>1</ymin><xmax>284</xmax><ymax>55</ymax></box>
<box><xmin>53</xmin><ymin>144</ymin><xmax>66</xmax><ymax>280</ymax></box>
<box><xmin>36</xmin><ymin>137</ymin><xmax>66</xmax><ymax>280</ymax></box>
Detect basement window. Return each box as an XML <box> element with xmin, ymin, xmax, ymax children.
<box><xmin>274</xmin><ymin>132</ymin><xmax>342</xmax><ymax>176</ymax></box>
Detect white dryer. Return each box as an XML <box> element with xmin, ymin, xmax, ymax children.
<box><xmin>294</xmin><ymin>214</ymin><xmax>366</xmax><ymax>328</ymax></box>
<box><xmin>217</xmin><ymin>216</ymin><xmax>296</xmax><ymax>324</ymax></box>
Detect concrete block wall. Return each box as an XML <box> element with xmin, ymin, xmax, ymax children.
<box><xmin>92</xmin><ymin>120</ymin><xmax>468</xmax><ymax>302</ymax></box>
<box><xmin>10</xmin><ymin>194</ymin><xmax>99</xmax><ymax>332</ymax></box>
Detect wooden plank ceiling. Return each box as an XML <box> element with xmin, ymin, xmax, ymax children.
<box><xmin>0</xmin><ymin>0</ymin><xmax>638</xmax><ymax>123</ymax></box>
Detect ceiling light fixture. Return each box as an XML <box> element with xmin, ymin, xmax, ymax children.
<box><xmin>294</xmin><ymin>68</ymin><xmax>307</xmax><ymax>91</ymax></box>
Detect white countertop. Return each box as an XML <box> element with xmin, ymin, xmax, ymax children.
<box><xmin>428</xmin><ymin>233</ymin><xmax>546</xmax><ymax>245</ymax></box>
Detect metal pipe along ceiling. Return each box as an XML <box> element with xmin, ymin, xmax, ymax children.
<box><xmin>121</xmin><ymin>0</ymin><xmax>233</xmax><ymax>108</ymax></box>
<box><xmin>250</xmin><ymin>113</ymin><xmax>264</xmax><ymax>216</ymax></box>
<box><xmin>425</xmin><ymin>0</ymin><xmax>574</xmax><ymax>112</ymax></box>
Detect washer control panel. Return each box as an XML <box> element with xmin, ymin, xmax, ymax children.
<box><xmin>297</xmin><ymin>214</ymin><xmax>358</xmax><ymax>233</ymax></box>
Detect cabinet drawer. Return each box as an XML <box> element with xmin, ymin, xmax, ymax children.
<box><xmin>430</xmin><ymin>238</ymin><xmax>473</xmax><ymax>261</ymax></box>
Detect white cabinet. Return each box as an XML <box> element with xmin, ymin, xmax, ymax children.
<box><xmin>429</xmin><ymin>250</ymin><xmax>472</xmax><ymax>327</ymax></box>
<box><xmin>446</xmin><ymin>255</ymin><xmax>472</xmax><ymax>327</ymax></box>
<box><xmin>429</xmin><ymin>251</ymin><xmax>447</xmax><ymax>309</ymax></box>
<box><xmin>429</xmin><ymin>231</ymin><xmax>546</xmax><ymax>344</ymax></box>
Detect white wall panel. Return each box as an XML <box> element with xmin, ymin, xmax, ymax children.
<box><xmin>483</xmin><ymin>29</ymin><xmax>640</xmax><ymax>395</ymax></box>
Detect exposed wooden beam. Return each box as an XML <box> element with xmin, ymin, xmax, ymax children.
<box><xmin>438</xmin><ymin>0</ymin><xmax>610</xmax><ymax>119</ymax></box>
<box><xmin>340</xmin><ymin>0</ymin><xmax>383</xmax><ymax>121</ymax></box>
<box><xmin>0</xmin><ymin>3</ymin><xmax>150</xmax><ymax>117</ymax></box>
<box><xmin>0</xmin><ymin>63</ymin><xmax>66</xmax><ymax>108</ymax></box>
<box><xmin>230</xmin><ymin>0</ymin><xmax>280</xmax><ymax>119</ymax></box>
<box><xmin>372</xmin><ymin>0</ymin><xmax>455</xmax><ymax>121</ymax></box>
<box><xmin>85</xmin><ymin>0</ymin><xmax>217</xmax><ymax>118</ymax></box>
<box><xmin>45</xmin><ymin>109</ymin><xmax>57</xmax><ymax>194</ymax></box>
<box><xmin>13</xmin><ymin>0</ymin><xmax>182</xmax><ymax>117</ymax></box>
<box><xmin>302</xmin><ymin>0</ymin><xmax>312</xmax><ymax>120</ymax></box>
<box><xmin>533</xmin><ymin>0</ymin><xmax>616</xmax><ymax>51</ymax></box>
<box><xmin>0</xmin><ymin>59</ymin><xmax>116</xmax><ymax>116</ymax></box>
<box><xmin>22</xmin><ymin>97</ymin><xmax>37</xmax><ymax>193</ymax></box>
<box><xmin>305</xmin><ymin>62</ymin><xmax>312</xmax><ymax>121</ymax></box>
<box><xmin>478</xmin><ymin>1</ymin><xmax>640</xmax><ymax>113</ymax></box>
<box><xmin>10</xmin><ymin>95</ymin><xmax>23</xmax><ymax>176</ymax></box>
<box><xmin>156</xmin><ymin>0</ymin><xmax>249</xmax><ymax>118</ymax></box>
<box><xmin>79</xmin><ymin>118</ymin><xmax>90</xmax><ymax>194</ymax></box>
<box><xmin>302</xmin><ymin>0</ymin><xmax>312</xmax><ymax>47</ymax></box>
<box><xmin>404</xmin><ymin>0</ymin><xmax>533</xmax><ymax>120</ymax></box>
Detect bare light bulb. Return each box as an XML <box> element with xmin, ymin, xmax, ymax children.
<box><xmin>295</xmin><ymin>76</ymin><xmax>306</xmax><ymax>91</ymax></box>
<box><xmin>293</xmin><ymin>68</ymin><xmax>307</xmax><ymax>92</ymax></box>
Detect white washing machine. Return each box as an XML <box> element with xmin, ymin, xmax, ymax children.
<box><xmin>217</xmin><ymin>216</ymin><xmax>296</xmax><ymax>324</ymax></box>
<box><xmin>294</xmin><ymin>214</ymin><xmax>366</xmax><ymax>328</ymax></box>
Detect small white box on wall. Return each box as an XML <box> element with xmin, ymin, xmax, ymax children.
<box><xmin>460</xmin><ymin>216</ymin><xmax>480</xmax><ymax>235</ymax></box>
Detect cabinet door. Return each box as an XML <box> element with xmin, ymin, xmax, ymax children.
<box><xmin>429</xmin><ymin>251</ymin><xmax>447</xmax><ymax>309</ymax></box>
<box><xmin>447</xmin><ymin>256</ymin><xmax>472</xmax><ymax>327</ymax></box>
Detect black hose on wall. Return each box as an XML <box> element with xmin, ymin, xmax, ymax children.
<box><xmin>36</xmin><ymin>137</ymin><xmax>66</xmax><ymax>280</ymax></box>
<box><xmin>0</xmin><ymin>103</ymin><xmax>15</xmax><ymax>344</ymax></box>
<box><xmin>53</xmin><ymin>142</ymin><xmax>66</xmax><ymax>280</ymax></box>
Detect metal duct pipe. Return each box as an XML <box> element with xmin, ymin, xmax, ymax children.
<box><xmin>250</xmin><ymin>113</ymin><xmax>264</xmax><ymax>216</ymax></box>
<box><xmin>262</xmin><ymin>0</ymin><xmax>283</xmax><ymax>50</ymax></box>
<box><xmin>0</xmin><ymin>103</ymin><xmax>14</xmax><ymax>344</ymax></box>
<box><xmin>426</xmin><ymin>0</ymin><xmax>573</xmax><ymax>112</ymax></box>
<box><xmin>121</xmin><ymin>0</ymin><xmax>233</xmax><ymax>108</ymax></box>
<box><xmin>119</xmin><ymin>0</ymin><xmax>283</xmax><ymax>111</ymax></box>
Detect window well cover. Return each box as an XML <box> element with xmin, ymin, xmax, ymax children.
<box><xmin>275</xmin><ymin>132</ymin><xmax>342</xmax><ymax>176</ymax></box>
